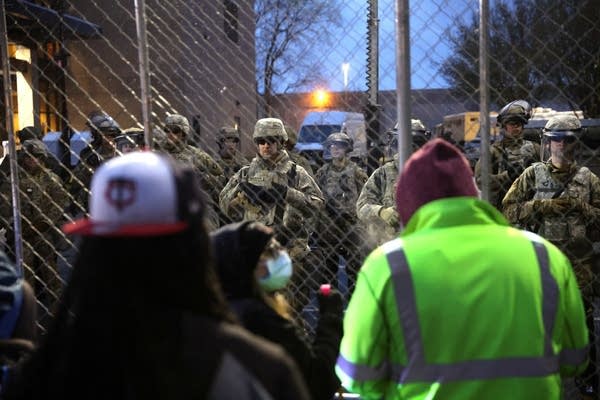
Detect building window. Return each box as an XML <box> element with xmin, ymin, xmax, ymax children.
<box><xmin>224</xmin><ymin>1</ymin><xmax>239</xmax><ymax>44</ymax></box>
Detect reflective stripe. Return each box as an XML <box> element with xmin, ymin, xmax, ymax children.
<box><xmin>337</xmin><ymin>353</ymin><xmax>391</xmax><ymax>381</ymax></box>
<box><xmin>560</xmin><ymin>346</ymin><xmax>589</xmax><ymax>366</ymax></box>
<box><xmin>530</xmin><ymin>238</ymin><xmax>558</xmax><ymax>357</ymax></box>
<box><xmin>379</xmin><ymin>235</ymin><xmax>562</xmax><ymax>383</ymax></box>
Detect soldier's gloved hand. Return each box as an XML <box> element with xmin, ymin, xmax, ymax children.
<box><xmin>379</xmin><ymin>207</ymin><xmax>399</xmax><ymax>227</ymax></box>
<box><xmin>567</xmin><ymin>198</ymin><xmax>597</xmax><ymax>218</ymax></box>
<box><xmin>317</xmin><ymin>287</ymin><xmax>344</xmax><ymax>316</ymax></box>
<box><xmin>534</xmin><ymin>198</ymin><xmax>571</xmax><ymax>215</ymax></box>
<box><xmin>238</xmin><ymin>182</ymin><xmax>267</xmax><ymax>205</ymax></box>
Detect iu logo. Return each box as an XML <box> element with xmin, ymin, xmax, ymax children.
<box><xmin>105</xmin><ymin>178</ymin><xmax>136</xmax><ymax>211</ymax></box>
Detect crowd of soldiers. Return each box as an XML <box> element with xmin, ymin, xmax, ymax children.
<box><xmin>2</xmin><ymin>104</ymin><xmax>600</xmax><ymax>350</ymax></box>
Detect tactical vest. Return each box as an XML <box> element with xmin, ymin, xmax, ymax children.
<box><xmin>494</xmin><ymin>140</ymin><xmax>538</xmax><ymax>174</ymax></box>
<box><xmin>319</xmin><ymin>162</ymin><xmax>361</xmax><ymax>214</ymax></box>
<box><xmin>532</xmin><ymin>162</ymin><xmax>591</xmax><ymax>243</ymax></box>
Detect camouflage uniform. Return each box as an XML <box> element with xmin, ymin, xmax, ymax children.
<box><xmin>284</xmin><ymin>125</ymin><xmax>315</xmax><ymax>178</ymax></box>
<box><xmin>504</xmin><ymin>164</ymin><xmax>600</xmax><ymax>296</ymax></box>
<box><xmin>220</xmin><ymin>118</ymin><xmax>324</xmax><ymax>313</ymax></box>
<box><xmin>0</xmin><ymin>140</ymin><xmax>68</xmax><ymax>317</ymax></box>
<box><xmin>475</xmin><ymin>100</ymin><xmax>538</xmax><ymax>210</ymax></box>
<box><xmin>160</xmin><ymin>114</ymin><xmax>224</xmax><ymax>231</ymax></box>
<box><xmin>356</xmin><ymin>154</ymin><xmax>400</xmax><ymax>249</ymax></box>
<box><xmin>315</xmin><ymin>153</ymin><xmax>368</xmax><ymax>291</ymax></box>
<box><xmin>215</xmin><ymin>126</ymin><xmax>248</xmax><ymax>180</ymax></box>
<box><xmin>475</xmin><ymin>137</ymin><xmax>539</xmax><ymax>209</ymax></box>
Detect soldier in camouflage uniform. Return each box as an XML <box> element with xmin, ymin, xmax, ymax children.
<box><xmin>356</xmin><ymin>152</ymin><xmax>400</xmax><ymax>250</ymax></box>
<box><xmin>216</xmin><ymin>126</ymin><xmax>248</xmax><ymax>180</ymax></box>
<box><xmin>160</xmin><ymin>114</ymin><xmax>224</xmax><ymax>231</ymax></box>
<box><xmin>0</xmin><ymin>140</ymin><xmax>68</xmax><ymax>321</ymax></box>
<box><xmin>475</xmin><ymin>100</ymin><xmax>539</xmax><ymax>210</ymax></box>
<box><xmin>503</xmin><ymin>115</ymin><xmax>600</xmax><ymax>399</ymax></box>
<box><xmin>284</xmin><ymin>125</ymin><xmax>315</xmax><ymax>178</ymax></box>
<box><xmin>314</xmin><ymin>132</ymin><xmax>368</xmax><ymax>292</ymax></box>
<box><xmin>67</xmin><ymin>111</ymin><xmax>121</xmax><ymax>216</ymax></box>
<box><xmin>358</xmin><ymin>121</ymin><xmax>427</xmax><ymax>248</ymax></box>
<box><xmin>220</xmin><ymin>118</ymin><xmax>324</xmax><ymax>313</ymax></box>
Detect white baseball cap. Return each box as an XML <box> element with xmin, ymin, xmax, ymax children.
<box><xmin>63</xmin><ymin>151</ymin><xmax>204</xmax><ymax>236</ymax></box>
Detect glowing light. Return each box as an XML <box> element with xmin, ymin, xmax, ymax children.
<box><xmin>312</xmin><ymin>89</ymin><xmax>330</xmax><ymax>108</ymax></box>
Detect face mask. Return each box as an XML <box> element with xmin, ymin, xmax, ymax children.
<box><xmin>259</xmin><ymin>250</ymin><xmax>293</xmax><ymax>292</ymax></box>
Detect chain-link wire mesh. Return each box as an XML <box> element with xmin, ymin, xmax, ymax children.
<box><xmin>0</xmin><ymin>0</ymin><xmax>599</xmax><ymax>397</ymax></box>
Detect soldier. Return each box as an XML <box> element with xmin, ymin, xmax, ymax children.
<box><xmin>0</xmin><ymin>140</ymin><xmax>68</xmax><ymax>323</ymax></box>
<box><xmin>358</xmin><ymin>121</ymin><xmax>429</xmax><ymax>249</ymax></box>
<box><xmin>380</xmin><ymin>119</ymin><xmax>429</xmax><ymax>164</ymax></box>
<box><xmin>160</xmin><ymin>114</ymin><xmax>224</xmax><ymax>231</ymax></box>
<box><xmin>475</xmin><ymin>99</ymin><xmax>539</xmax><ymax>210</ymax></box>
<box><xmin>114</xmin><ymin>127</ymin><xmax>145</xmax><ymax>154</ymax></box>
<box><xmin>67</xmin><ymin>111</ymin><xmax>121</xmax><ymax>216</ymax></box>
<box><xmin>314</xmin><ymin>132</ymin><xmax>368</xmax><ymax>292</ymax></box>
<box><xmin>220</xmin><ymin>117</ymin><xmax>324</xmax><ymax>313</ymax></box>
<box><xmin>284</xmin><ymin>124</ymin><xmax>315</xmax><ymax>178</ymax></box>
<box><xmin>503</xmin><ymin>115</ymin><xmax>600</xmax><ymax>399</ymax></box>
<box><xmin>215</xmin><ymin>126</ymin><xmax>248</xmax><ymax>180</ymax></box>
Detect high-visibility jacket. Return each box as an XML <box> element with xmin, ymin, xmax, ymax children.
<box><xmin>336</xmin><ymin>197</ymin><xmax>589</xmax><ymax>399</ymax></box>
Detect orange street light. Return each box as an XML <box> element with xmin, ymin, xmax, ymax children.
<box><xmin>312</xmin><ymin>89</ymin><xmax>331</xmax><ymax>108</ymax></box>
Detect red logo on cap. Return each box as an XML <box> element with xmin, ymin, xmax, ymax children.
<box><xmin>105</xmin><ymin>178</ymin><xmax>136</xmax><ymax>211</ymax></box>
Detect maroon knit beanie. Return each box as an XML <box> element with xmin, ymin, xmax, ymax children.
<box><xmin>396</xmin><ymin>139</ymin><xmax>478</xmax><ymax>225</ymax></box>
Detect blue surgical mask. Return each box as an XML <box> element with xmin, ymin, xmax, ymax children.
<box><xmin>259</xmin><ymin>250</ymin><xmax>293</xmax><ymax>292</ymax></box>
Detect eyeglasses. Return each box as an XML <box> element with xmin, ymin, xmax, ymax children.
<box><xmin>255</xmin><ymin>137</ymin><xmax>278</xmax><ymax>145</ymax></box>
<box><xmin>164</xmin><ymin>126</ymin><xmax>183</xmax><ymax>135</ymax></box>
<box><xmin>549</xmin><ymin>136</ymin><xmax>576</xmax><ymax>144</ymax></box>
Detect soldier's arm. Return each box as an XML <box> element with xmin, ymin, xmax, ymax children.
<box><xmin>43</xmin><ymin>173</ymin><xmax>68</xmax><ymax>225</ymax></box>
<box><xmin>284</xmin><ymin>166</ymin><xmax>324</xmax><ymax>215</ymax></box>
<box><xmin>356</xmin><ymin>169</ymin><xmax>384</xmax><ymax>222</ymax></box>
<box><xmin>475</xmin><ymin>146</ymin><xmax>510</xmax><ymax>190</ymax></box>
<box><xmin>219</xmin><ymin>170</ymin><xmax>247</xmax><ymax>218</ymax></box>
<box><xmin>354</xmin><ymin>166</ymin><xmax>369</xmax><ymax>193</ymax></box>
<box><xmin>501</xmin><ymin>165</ymin><xmax>537</xmax><ymax>225</ymax></box>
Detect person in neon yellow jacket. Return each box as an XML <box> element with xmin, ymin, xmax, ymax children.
<box><xmin>336</xmin><ymin>139</ymin><xmax>589</xmax><ymax>399</ymax></box>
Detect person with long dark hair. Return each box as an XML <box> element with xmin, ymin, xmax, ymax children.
<box><xmin>4</xmin><ymin>151</ymin><xmax>309</xmax><ymax>400</ymax></box>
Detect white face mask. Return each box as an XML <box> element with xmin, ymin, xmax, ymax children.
<box><xmin>258</xmin><ymin>250</ymin><xmax>293</xmax><ymax>292</ymax></box>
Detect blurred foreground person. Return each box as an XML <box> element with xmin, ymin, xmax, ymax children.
<box><xmin>5</xmin><ymin>152</ymin><xmax>309</xmax><ymax>400</ymax></box>
<box><xmin>337</xmin><ymin>139</ymin><xmax>588</xmax><ymax>399</ymax></box>
<box><xmin>0</xmin><ymin>250</ymin><xmax>37</xmax><ymax>394</ymax></box>
<box><xmin>212</xmin><ymin>221</ymin><xmax>343</xmax><ymax>400</ymax></box>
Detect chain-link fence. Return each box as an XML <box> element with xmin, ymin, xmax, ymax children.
<box><xmin>0</xmin><ymin>0</ymin><xmax>599</xmax><ymax>397</ymax></box>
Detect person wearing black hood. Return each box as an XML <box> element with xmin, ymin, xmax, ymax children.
<box><xmin>212</xmin><ymin>220</ymin><xmax>344</xmax><ymax>400</ymax></box>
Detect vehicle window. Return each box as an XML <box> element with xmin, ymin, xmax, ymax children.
<box><xmin>298</xmin><ymin>124</ymin><xmax>342</xmax><ymax>143</ymax></box>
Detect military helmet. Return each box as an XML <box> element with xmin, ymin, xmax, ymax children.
<box><xmin>325</xmin><ymin>132</ymin><xmax>353</xmax><ymax>150</ymax></box>
<box><xmin>542</xmin><ymin>115</ymin><xmax>582</xmax><ymax>139</ymax></box>
<box><xmin>284</xmin><ymin>125</ymin><xmax>297</xmax><ymax>145</ymax></box>
<box><xmin>164</xmin><ymin>114</ymin><xmax>190</xmax><ymax>137</ymax></box>
<box><xmin>21</xmin><ymin>139</ymin><xmax>47</xmax><ymax>159</ymax></box>
<box><xmin>217</xmin><ymin>126</ymin><xmax>240</xmax><ymax>142</ymax></box>
<box><xmin>86</xmin><ymin>111</ymin><xmax>121</xmax><ymax>137</ymax></box>
<box><xmin>253</xmin><ymin>118</ymin><xmax>287</xmax><ymax>142</ymax></box>
<box><xmin>497</xmin><ymin>100</ymin><xmax>532</xmax><ymax>127</ymax></box>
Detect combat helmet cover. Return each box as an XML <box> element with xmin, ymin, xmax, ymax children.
<box><xmin>325</xmin><ymin>132</ymin><xmax>353</xmax><ymax>150</ymax></box>
<box><xmin>253</xmin><ymin>118</ymin><xmax>287</xmax><ymax>142</ymax></box>
<box><xmin>164</xmin><ymin>114</ymin><xmax>191</xmax><ymax>138</ymax></box>
<box><xmin>497</xmin><ymin>100</ymin><xmax>532</xmax><ymax>127</ymax></box>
